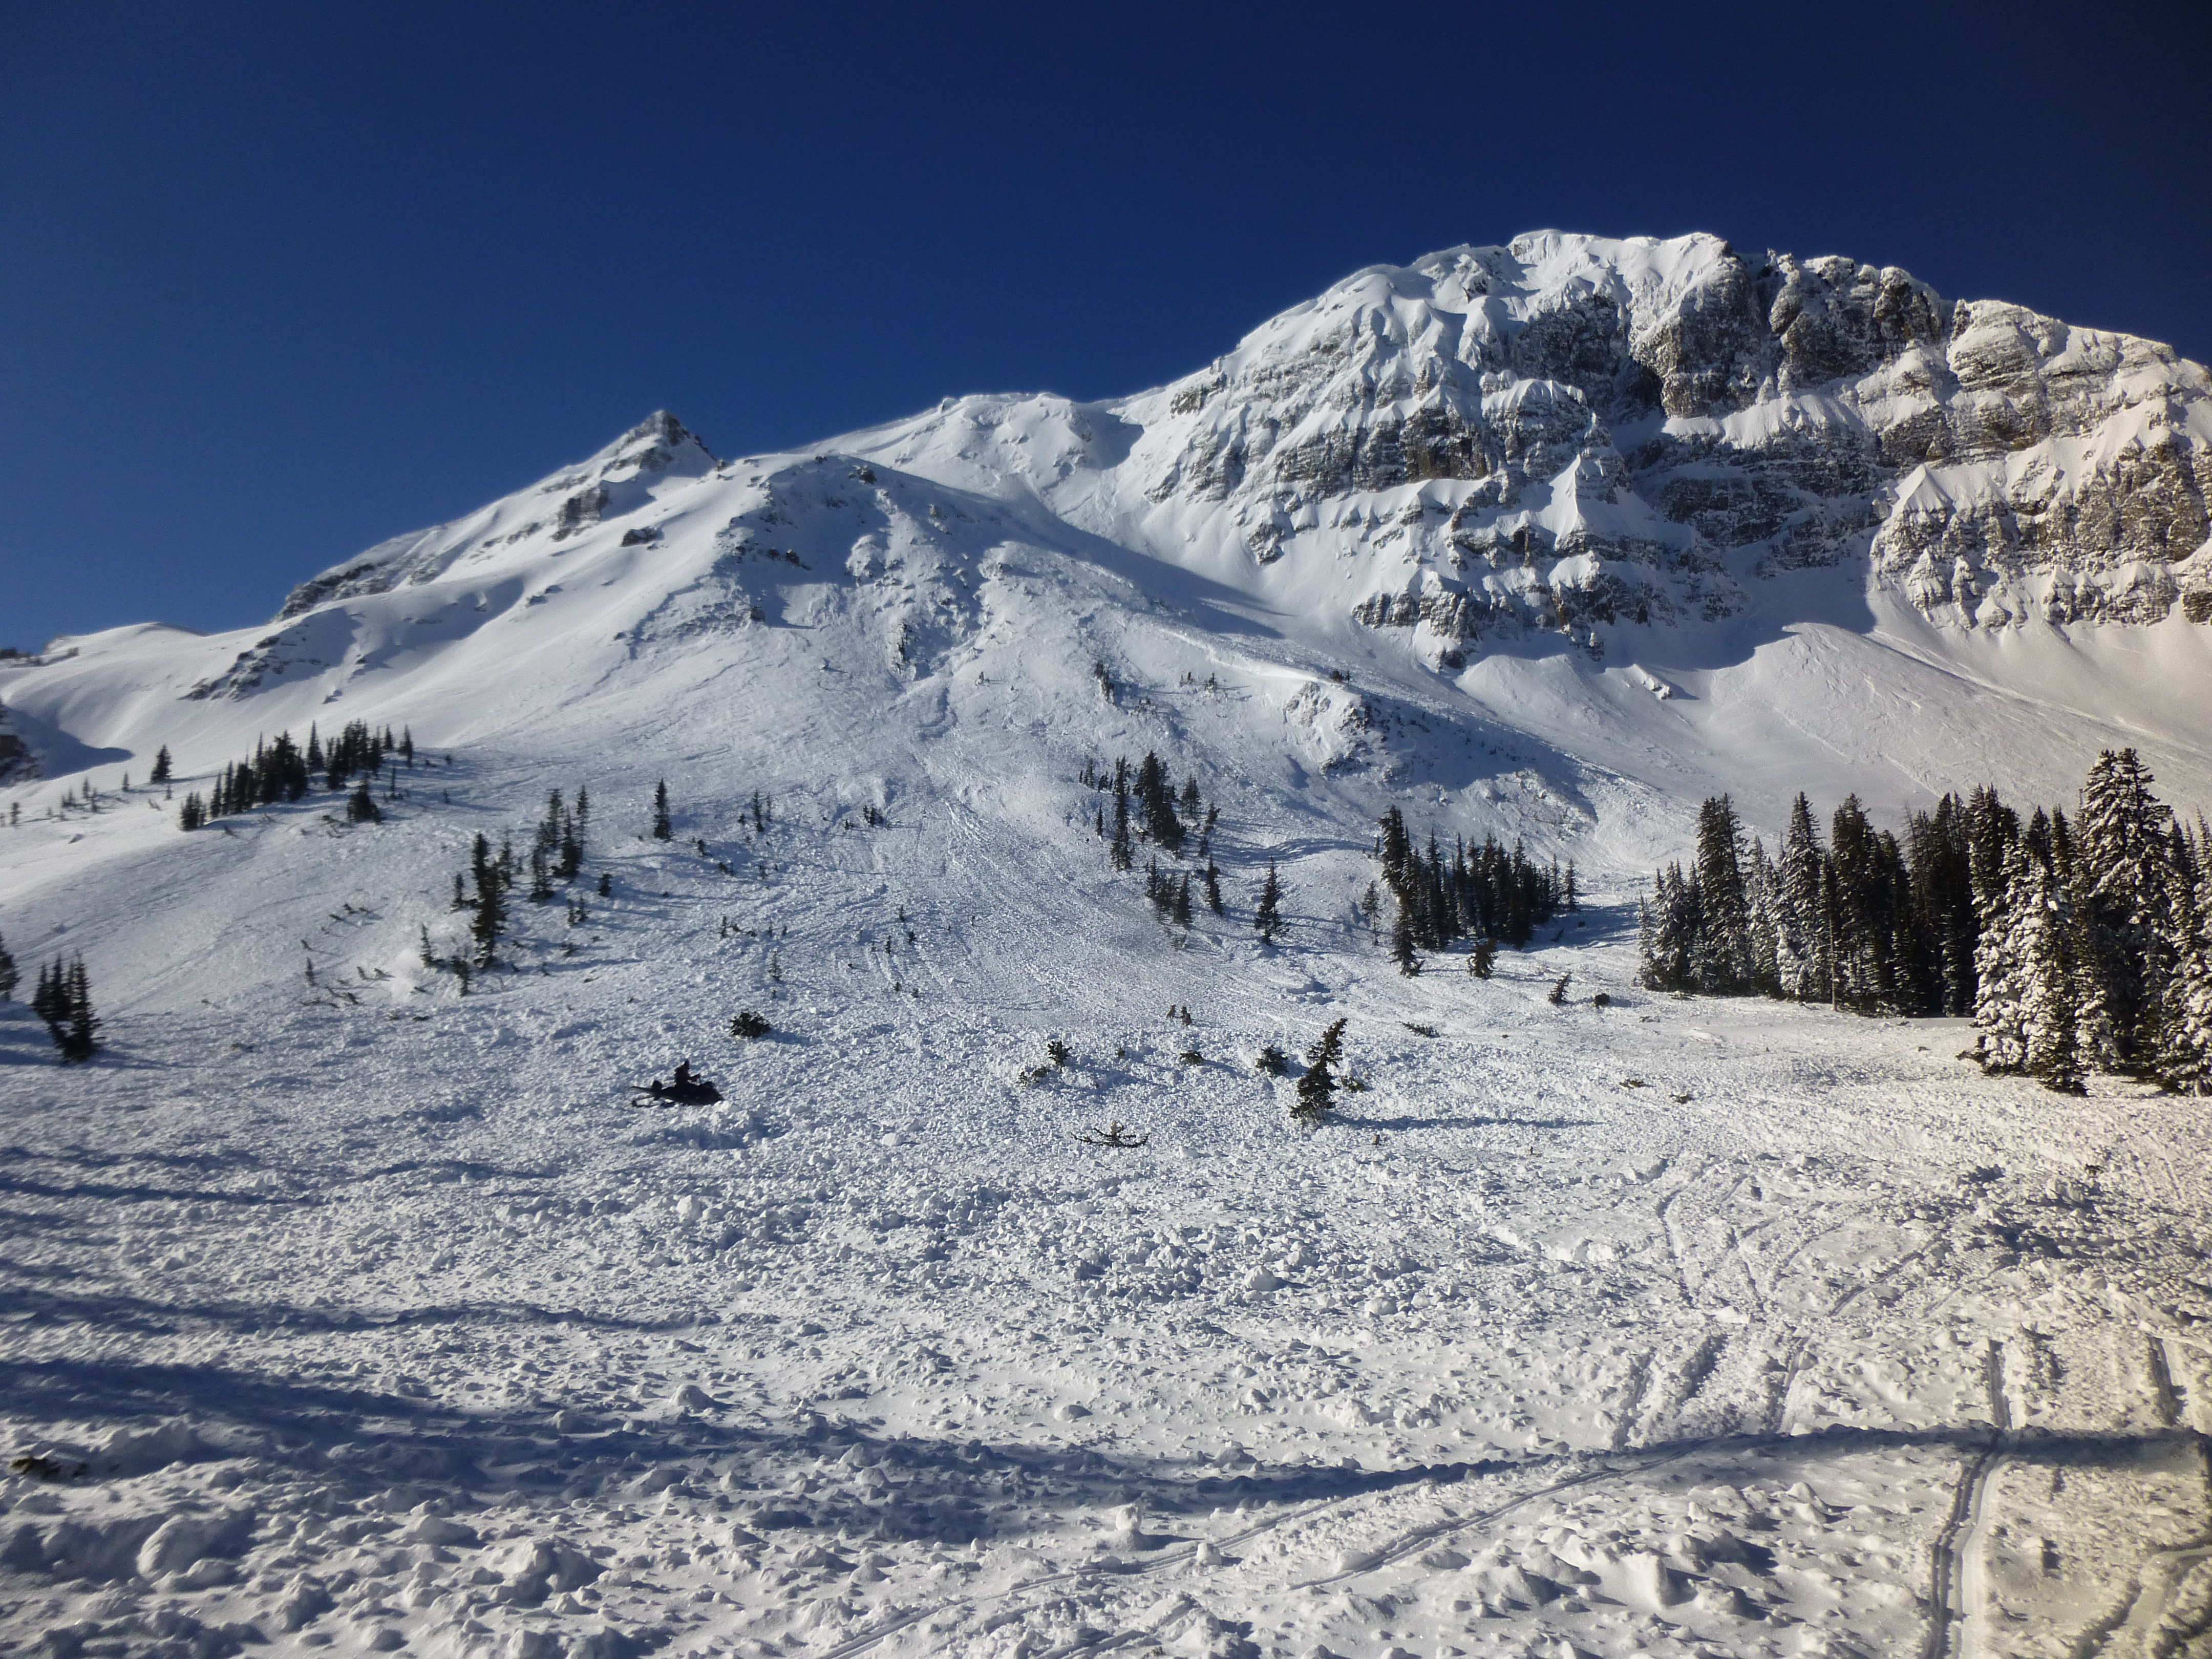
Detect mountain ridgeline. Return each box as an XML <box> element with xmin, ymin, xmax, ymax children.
<box><xmin>3</xmin><ymin>230</ymin><xmax>2211</xmax><ymax>1066</ymax></box>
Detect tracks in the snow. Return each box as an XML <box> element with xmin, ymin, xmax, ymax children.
<box><xmin>1922</xmin><ymin>1340</ymin><xmax>2017</xmax><ymax>1659</ymax></box>
<box><xmin>796</xmin><ymin>1443</ymin><xmax>1697</xmax><ymax>1659</ymax></box>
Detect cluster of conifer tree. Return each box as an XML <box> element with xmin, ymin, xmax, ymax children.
<box><xmin>1374</xmin><ymin>807</ymin><xmax>1570</xmax><ymax>972</ymax></box>
<box><xmin>29</xmin><ymin>955</ymin><xmax>98</xmax><ymax>1062</ymax></box>
<box><xmin>178</xmin><ymin>720</ymin><xmax>413</xmax><ymax>831</ymax></box>
<box><xmin>526</xmin><ymin>786</ymin><xmax>589</xmax><ymax>901</ymax></box>
<box><xmin>1085</xmin><ymin>753</ymin><xmax>1242</xmax><ymax>928</ymax></box>
<box><xmin>1638</xmin><ymin>751</ymin><xmax>2212</xmax><ymax>1094</ymax></box>
<box><xmin>430</xmin><ymin>786</ymin><xmax>593</xmax><ymax>982</ymax></box>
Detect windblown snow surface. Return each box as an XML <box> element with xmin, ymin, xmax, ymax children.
<box><xmin>8</xmin><ymin>235</ymin><xmax>2212</xmax><ymax>1659</ymax></box>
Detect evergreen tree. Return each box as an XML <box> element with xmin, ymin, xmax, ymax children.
<box><xmin>1468</xmin><ymin>937</ymin><xmax>1496</xmax><ymax>978</ymax></box>
<box><xmin>2160</xmin><ymin>873</ymin><xmax>2212</xmax><ymax>1095</ymax></box>
<box><xmin>1391</xmin><ymin>906</ymin><xmax>1419</xmax><ymax>975</ymax></box>
<box><xmin>470</xmin><ymin>832</ymin><xmax>507</xmax><ymax>967</ymax></box>
<box><xmin>1203</xmin><ymin>859</ymin><xmax>1223</xmax><ymax>914</ymax></box>
<box><xmin>1693</xmin><ymin>795</ymin><xmax>1750</xmax><ymax>992</ymax></box>
<box><xmin>1173</xmin><ymin>872</ymin><xmax>1193</xmax><ymax>928</ymax></box>
<box><xmin>1742</xmin><ymin>835</ymin><xmax>1782</xmax><ymax>996</ymax></box>
<box><xmin>149</xmin><ymin>745</ymin><xmax>172</xmax><ymax>784</ymax></box>
<box><xmin>1974</xmin><ymin>841</ymin><xmax>2034</xmax><ymax>1074</ymax></box>
<box><xmin>1293</xmin><ymin>1018</ymin><xmax>1346</xmax><ymax>1123</ymax></box>
<box><xmin>1639</xmin><ymin>864</ymin><xmax>1698</xmax><ymax>991</ymax></box>
<box><xmin>346</xmin><ymin>781</ymin><xmax>382</xmax><ymax>823</ymax></box>
<box><xmin>1109</xmin><ymin>759</ymin><xmax>1133</xmax><ymax>871</ymax></box>
<box><xmin>178</xmin><ymin>793</ymin><xmax>206</xmax><ymax>832</ymax></box>
<box><xmin>652</xmin><ymin>780</ymin><xmax>673</xmax><ymax>840</ymax></box>
<box><xmin>2075</xmin><ymin>748</ymin><xmax>2174</xmax><ymax>1068</ymax></box>
<box><xmin>31</xmin><ymin>959</ymin><xmax>65</xmax><ymax>1031</ymax></box>
<box><xmin>59</xmin><ymin>958</ymin><xmax>98</xmax><ymax>1063</ymax></box>
<box><xmin>2010</xmin><ymin>850</ymin><xmax>2087</xmax><ymax>1093</ymax></box>
<box><xmin>1144</xmin><ymin>858</ymin><xmax>1169</xmax><ymax>917</ymax></box>
<box><xmin>1253</xmin><ymin>859</ymin><xmax>1282</xmax><ymax>943</ymax></box>
<box><xmin>33</xmin><ymin>956</ymin><xmax>97</xmax><ymax>1062</ymax></box>
<box><xmin>556</xmin><ymin>796</ymin><xmax>585</xmax><ymax>881</ymax></box>
<box><xmin>0</xmin><ymin>929</ymin><xmax>14</xmax><ymax>1001</ymax></box>
<box><xmin>1132</xmin><ymin>753</ymin><xmax>1184</xmax><ymax>854</ymax></box>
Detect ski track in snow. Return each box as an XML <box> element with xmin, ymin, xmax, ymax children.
<box><xmin>6</xmin><ymin>803</ymin><xmax>2212</xmax><ymax>1659</ymax></box>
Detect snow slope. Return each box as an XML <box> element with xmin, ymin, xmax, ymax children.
<box><xmin>5</xmin><ymin>237</ymin><xmax>2212</xmax><ymax>1659</ymax></box>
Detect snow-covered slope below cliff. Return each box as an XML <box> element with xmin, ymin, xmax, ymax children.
<box><xmin>6</xmin><ymin>235</ymin><xmax>2212</xmax><ymax>1659</ymax></box>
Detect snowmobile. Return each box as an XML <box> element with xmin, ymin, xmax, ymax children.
<box><xmin>629</xmin><ymin>1060</ymin><xmax>724</xmax><ymax>1107</ymax></box>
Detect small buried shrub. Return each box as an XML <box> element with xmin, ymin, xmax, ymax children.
<box><xmin>730</xmin><ymin>1011</ymin><xmax>772</xmax><ymax>1039</ymax></box>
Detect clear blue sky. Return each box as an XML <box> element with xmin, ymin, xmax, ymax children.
<box><xmin>6</xmin><ymin>1</ymin><xmax>2208</xmax><ymax>649</ymax></box>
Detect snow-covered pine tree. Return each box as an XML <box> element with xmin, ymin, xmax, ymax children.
<box><xmin>2074</xmin><ymin>748</ymin><xmax>2175</xmax><ymax>1069</ymax></box>
<box><xmin>2050</xmin><ymin>806</ymin><xmax>2117</xmax><ymax>1071</ymax></box>
<box><xmin>1973</xmin><ymin>840</ymin><xmax>2032</xmax><ymax>1074</ymax></box>
<box><xmin>2158</xmin><ymin>871</ymin><xmax>2212</xmax><ymax>1095</ymax></box>
<box><xmin>149</xmin><ymin>745</ymin><xmax>172</xmax><ymax>785</ymax></box>
<box><xmin>0</xmin><ymin>930</ymin><xmax>13</xmax><ymax>1001</ymax></box>
<box><xmin>1638</xmin><ymin>864</ymin><xmax>1698</xmax><ymax>991</ymax></box>
<box><xmin>2014</xmin><ymin>851</ymin><xmax>2086</xmax><ymax>1094</ymax></box>
<box><xmin>1692</xmin><ymin>795</ymin><xmax>1751</xmax><ymax>993</ymax></box>
<box><xmin>652</xmin><ymin>780</ymin><xmax>673</xmax><ymax>840</ymax></box>
<box><xmin>1743</xmin><ymin>834</ymin><xmax>1781</xmax><ymax>996</ymax></box>
<box><xmin>1173</xmin><ymin>873</ymin><xmax>1193</xmax><ymax>928</ymax></box>
<box><xmin>1203</xmin><ymin>859</ymin><xmax>1223</xmax><ymax>914</ymax></box>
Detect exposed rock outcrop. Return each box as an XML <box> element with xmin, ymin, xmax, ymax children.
<box><xmin>1137</xmin><ymin>232</ymin><xmax>2212</xmax><ymax>646</ymax></box>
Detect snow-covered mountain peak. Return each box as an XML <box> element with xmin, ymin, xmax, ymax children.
<box><xmin>1085</xmin><ymin>232</ymin><xmax>2206</xmax><ymax>644</ymax></box>
<box><xmin>5</xmin><ymin>228</ymin><xmax>2210</xmax><ymax>882</ymax></box>
<box><xmin>270</xmin><ymin>411</ymin><xmax>720</xmax><ymax>625</ymax></box>
<box><xmin>565</xmin><ymin>408</ymin><xmax>721</xmax><ymax>483</ymax></box>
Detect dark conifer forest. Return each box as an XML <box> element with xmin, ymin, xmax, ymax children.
<box><xmin>1637</xmin><ymin>751</ymin><xmax>2212</xmax><ymax>1095</ymax></box>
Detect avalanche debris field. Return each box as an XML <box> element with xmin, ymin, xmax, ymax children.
<box><xmin>4</xmin><ymin>825</ymin><xmax>2210</xmax><ymax>1659</ymax></box>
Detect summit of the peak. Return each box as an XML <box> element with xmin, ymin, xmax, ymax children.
<box><xmin>597</xmin><ymin>410</ymin><xmax>719</xmax><ymax>473</ymax></box>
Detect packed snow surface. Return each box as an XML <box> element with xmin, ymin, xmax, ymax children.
<box><xmin>6</xmin><ymin>235</ymin><xmax>2212</xmax><ymax>1658</ymax></box>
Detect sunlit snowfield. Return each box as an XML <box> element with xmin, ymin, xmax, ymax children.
<box><xmin>6</xmin><ymin>789</ymin><xmax>2211</xmax><ymax>1659</ymax></box>
<box><xmin>9</xmin><ymin>227</ymin><xmax>2212</xmax><ymax>1657</ymax></box>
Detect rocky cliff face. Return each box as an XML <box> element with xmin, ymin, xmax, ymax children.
<box><xmin>1129</xmin><ymin>232</ymin><xmax>2212</xmax><ymax>656</ymax></box>
<box><xmin>0</xmin><ymin>703</ymin><xmax>34</xmax><ymax>786</ymax></box>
